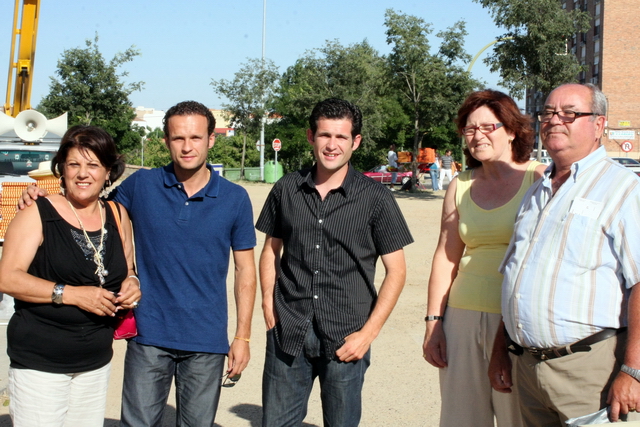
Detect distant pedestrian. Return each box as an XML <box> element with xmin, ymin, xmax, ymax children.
<box><xmin>388</xmin><ymin>144</ymin><xmax>399</xmax><ymax>191</ymax></box>
<box><xmin>439</xmin><ymin>150</ymin><xmax>454</xmax><ymax>189</ymax></box>
<box><xmin>430</xmin><ymin>154</ymin><xmax>440</xmax><ymax>191</ymax></box>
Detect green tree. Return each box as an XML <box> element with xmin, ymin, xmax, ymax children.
<box><xmin>385</xmin><ymin>9</ymin><xmax>478</xmax><ymax>189</ymax></box>
<box><xmin>474</xmin><ymin>0</ymin><xmax>591</xmax><ymax>98</ymax></box>
<box><xmin>126</xmin><ymin>127</ymin><xmax>169</xmax><ymax>168</ymax></box>
<box><xmin>208</xmin><ymin>134</ymin><xmax>260</xmax><ymax>168</ymax></box>
<box><xmin>274</xmin><ymin>40</ymin><xmax>398</xmax><ymax>171</ymax></box>
<box><xmin>211</xmin><ymin>58</ymin><xmax>280</xmax><ymax>176</ymax></box>
<box><xmin>37</xmin><ymin>34</ymin><xmax>144</xmax><ymax>153</ymax></box>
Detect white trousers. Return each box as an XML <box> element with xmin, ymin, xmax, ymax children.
<box><xmin>9</xmin><ymin>363</ymin><xmax>111</xmax><ymax>427</ymax></box>
<box><xmin>438</xmin><ymin>168</ymin><xmax>453</xmax><ymax>188</ymax></box>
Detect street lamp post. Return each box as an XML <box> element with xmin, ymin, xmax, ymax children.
<box><xmin>259</xmin><ymin>0</ymin><xmax>267</xmax><ymax>181</ymax></box>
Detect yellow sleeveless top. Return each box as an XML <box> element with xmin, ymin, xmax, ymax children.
<box><xmin>447</xmin><ymin>161</ymin><xmax>541</xmax><ymax>314</ymax></box>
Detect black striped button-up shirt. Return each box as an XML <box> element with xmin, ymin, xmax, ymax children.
<box><xmin>256</xmin><ymin>164</ymin><xmax>414</xmax><ymax>358</ymax></box>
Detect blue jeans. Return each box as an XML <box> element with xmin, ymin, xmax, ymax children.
<box><xmin>430</xmin><ymin>169</ymin><xmax>439</xmax><ymax>190</ymax></box>
<box><xmin>120</xmin><ymin>340</ymin><xmax>226</xmax><ymax>427</ymax></box>
<box><xmin>262</xmin><ymin>323</ymin><xmax>371</xmax><ymax>427</ymax></box>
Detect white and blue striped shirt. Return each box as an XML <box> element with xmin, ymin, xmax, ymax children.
<box><xmin>501</xmin><ymin>146</ymin><xmax>640</xmax><ymax>348</ymax></box>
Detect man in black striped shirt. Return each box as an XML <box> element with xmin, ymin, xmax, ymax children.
<box><xmin>256</xmin><ymin>98</ymin><xmax>413</xmax><ymax>426</ymax></box>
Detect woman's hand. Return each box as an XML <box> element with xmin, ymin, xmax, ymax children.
<box><xmin>423</xmin><ymin>320</ymin><xmax>448</xmax><ymax>368</ymax></box>
<box><xmin>63</xmin><ymin>285</ymin><xmax>118</xmax><ymax>316</ymax></box>
<box><xmin>115</xmin><ymin>276</ymin><xmax>142</xmax><ymax>310</ymax></box>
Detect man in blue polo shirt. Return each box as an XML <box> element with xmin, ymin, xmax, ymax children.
<box><xmin>20</xmin><ymin>101</ymin><xmax>257</xmax><ymax>426</ymax></box>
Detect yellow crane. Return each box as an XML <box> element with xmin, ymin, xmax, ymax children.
<box><xmin>4</xmin><ymin>0</ymin><xmax>40</xmax><ymax>117</ymax></box>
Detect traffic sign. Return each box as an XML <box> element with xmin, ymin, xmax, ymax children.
<box><xmin>273</xmin><ymin>138</ymin><xmax>281</xmax><ymax>151</ymax></box>
<box><xmin>621</xmin><ymin>140</ymin><xmax>633</xmax><ymax>153</ymax></box>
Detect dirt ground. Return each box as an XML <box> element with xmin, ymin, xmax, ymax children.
<box><xmin>0</xmin><ymin>180</ymin><xmax>447</xmax><ymax>427</ymax></box>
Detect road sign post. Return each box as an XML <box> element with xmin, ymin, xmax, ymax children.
<box><xmin>273</xmin><ymin>138</ymin><xmax>281</xmax><ymax>165</ymax></box>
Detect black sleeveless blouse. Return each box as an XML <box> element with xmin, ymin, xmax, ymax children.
<box><xmin>7</xmin><ymin>197</ymin><xmax>127</xmax><ymax>373</ymax></box>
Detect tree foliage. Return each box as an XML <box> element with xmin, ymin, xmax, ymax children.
<box><xmin>211</xmin><ymin>58</ymin><xmax>280</xmax><ymax>135</ymax></box>
<box><xmin>384</xmin><ymin>9</ymin><xmax>478</xmax><ymax>189</ymax></box>
<box><xmin>37</xmin><ymin>34</ymin><xmax>144</xmax><ymax>153</ymax></box>
<box><xmin>211</xmin><ymin>58</ymin><xmax>280</xmax><ymax>175</ymax></box>
<box><xmin>474</xmin><ymin>0</ymin><xmax>591</xmax><ymax>98</ymax></box>
<box><xmin>274</xmin><ymin>40</ymin><xmax>400</xmax><ymax>170</ymax></box>
<box><xmin>208</xmin><ymin>134</ymin><xmax>260</xmax><ymax>168</ymax></box>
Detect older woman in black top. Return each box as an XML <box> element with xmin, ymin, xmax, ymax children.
<box><xmin>0</xmin><ymin>125</ymin><xmax>141</xmax><ymax>426</ymax></box>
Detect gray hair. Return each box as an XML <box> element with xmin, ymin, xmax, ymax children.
<box><xmin>585</xmin><ymin>83</ymin><xmax>607</xmax><ymax>117</ymax></box>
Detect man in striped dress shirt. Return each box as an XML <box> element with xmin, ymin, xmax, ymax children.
<box><xmin>489</xmin><ymin>83</ymin><xmax>640</xmax><ymax>424</ymax></box>
<box><xmin>256</xmin><ymin>98</ymin><xmax>413</xmax><ymax>426</ymax></box>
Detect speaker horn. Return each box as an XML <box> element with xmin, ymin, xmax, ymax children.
<box><xmin>0</xmin><ymin>112</ymin><xmax>17</xmax><ymax>136</ymax></box>
<box><xmin>46</xmin><ymin>113</ymin><xmax>68</xmax><ymax>137</ymax></box>
<box><xmin>14</xmin><ymin>110</ymin><xmax>48</xmax><ymax>141</ymax></box>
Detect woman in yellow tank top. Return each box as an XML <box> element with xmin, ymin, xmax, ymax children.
<box><xmin>422</xmin><ymin>90</ymin><xmax>546</xmax><ymax>427</ymax></box>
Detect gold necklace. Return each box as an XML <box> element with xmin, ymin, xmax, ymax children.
<box><xmin>67</xmin><ymin>199</ymin><xmax>108</xmax><ymax>286</ymax></box>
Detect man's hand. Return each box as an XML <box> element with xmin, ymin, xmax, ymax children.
<box><xmin>18</xmin><ymin>185</ymin><xmax>47</xmax><ymax>210</ymax></box>
<box><xmin>608</xmin><ymin>370</ymin><xmax>640</xmax><ymax>421</ymax></box>
<box><xmin>227</xmin><ymin>339</ymin><xmax>250</xmax><ymax>378</ymax></box>
<box><xmin>423</xmin><ymin>320</ymin><xmax>447</xmax><ymax>368</ymax></box>
<box><xmin>335</xmin><ymin>330</ymin><xmax>374</xmax><ymax>362</ymax></box>
<box><xmin>488</xmin><ymin>320</ymin><xmax>514</xmax><ymax>393</ymax></box>
<box><xmin>488</xmin><ymin>346</ymin><xmax>514</xmax><ymax>393</ymax></box>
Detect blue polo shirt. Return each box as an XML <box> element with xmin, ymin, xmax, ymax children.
<box><xmin>111</xmin><ymin>163</ymin><xmax>256</xmax><ymax>353</ymax></box>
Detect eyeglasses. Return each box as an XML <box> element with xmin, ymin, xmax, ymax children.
<box><xmin>221</xmin><ymin>372</ymin><xmax>241</xmax><ymax>388</ymax></box>
<box><xmin>462</xmin><ymin>123</ymin><xmax>503</xmax><ymax>136</ymax></box>
<box><xmin>537</xmin><ymin>110</ymin><xmax>597</xmax><ymax>123</ymax></box>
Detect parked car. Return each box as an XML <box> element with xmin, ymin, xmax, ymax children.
<box><xmin>363</xmin><ymin>165</ymin><xmax>412</xmax><ymax>185</ymax></box>
<box><xmin>611</xmin><ymin>157</ymin><xmax>640</xmax><ymax>176</ymax></box>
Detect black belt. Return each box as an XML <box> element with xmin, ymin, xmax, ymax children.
<box><xmin>521</xmin><ymin>328</ymin><xmax>625</xmax><ymax>361</ymax></box>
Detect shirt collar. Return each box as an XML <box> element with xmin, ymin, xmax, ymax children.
<box><xmin>544</xmin><ymin>145</ymin><xmax>606</xmax><ymax>185</ymax></box>
<box><xmin>162</xmin><ymin>163</ymin><xmax>220</xmax><ymax>198</ymax></box>
<box><xmin>299</xmin><ymin>163</ymin><xmax>356</xmax><ymax>197</ymax></box>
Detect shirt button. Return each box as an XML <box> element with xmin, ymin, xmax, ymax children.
<box><xmin>314</xmin><ymin>270</ymin><xmax>318</xmax><ymax>275</ymax></box>
<box><xmin>319</xmin><ymin>219</ymin><xmax>323</xmax><ymax>224</ymax></box>
<box><xmin>516</xmin><ymin>293</ymin><xmax>521</xmax><ymax>299</ymax></box>
<box><xmin>314</xmin><ymin>295</ymin><xmax>318</xmax><ymax>299</ymax></box>
<box><xmin>185</xmin><ymin>202</ymin><xmax>189</xmax><ymax>206</ymax></box>
<box><xmin>178</xmin><ymin>184</ymin><xmax>182</xmax><ymax>189</ymax></box>
<box><xmin>315</xmin><ymin>245</ymin><xmax>320</xmax><ymax>249</ymax></box>
<box><xmin>517</xmin><ymin>323</ymin><xmax>523</xmax><ymax>329</ymax></box>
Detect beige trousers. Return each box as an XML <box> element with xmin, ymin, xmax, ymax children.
<box><xmin>515</xmin><ymin>331</ymin><xmax>640</xmax><ymax>426</ymax></box>
<box><xmin>439</xmin><ymin>307</ymin><xmax>524</xmax><ymax>427</ymax></box>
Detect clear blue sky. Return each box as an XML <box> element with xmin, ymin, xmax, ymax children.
<box><xmin>2</xmin><ymin>0</ymin><xmax>510</xmax><ymax>111</ymax></box>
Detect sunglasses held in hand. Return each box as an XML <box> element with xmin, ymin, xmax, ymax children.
<box><xmin>221</xmin><ymin>372</ymin><xmax>241</xmax><ymax>388</ymax></box>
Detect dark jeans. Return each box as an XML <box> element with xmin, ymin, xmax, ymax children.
<box><xmin>262</xmin><ymin>323</ymin><xmax>370</xmax><ymax>427</ymax></box>
<box><xmin>120</xmin><ymin>340</ymin><xmax>226</xmax><ymax>427</ymax></box>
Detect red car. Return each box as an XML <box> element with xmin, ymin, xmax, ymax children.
<box><xmin>363</xmin><ymin>165</ymin><xmax>412</xmax><ymax>185</ymax></box>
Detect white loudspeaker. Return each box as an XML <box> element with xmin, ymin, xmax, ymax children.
<box><xmin>46</xmin><ymin>113</ymin><xmax>68</xmax><ymax>137</ymax></box>
<box><xmin>15</xmin><ymin>110</ymin><xmax>48</xmax><ymax>141</ymax></box>
<box><xmin>0</xmin><ymin>112</ymin><xmax>14</xmax><ymax>135</ymax></box>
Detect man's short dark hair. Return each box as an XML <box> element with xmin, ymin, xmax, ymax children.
<box><xmin>308</xmin><ymin>98</ymin><xmax>362</xmax><ymax>138</ymax></box>
<box><xmin>163</xmin><ymin>101</ymin><xmax>216</xmax><ymax>138</ymax></box>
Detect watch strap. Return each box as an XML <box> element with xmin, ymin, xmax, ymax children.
<box><xmin>425</xmin><ymin>315</ymin><xmax>444</xmax><ymax>321</ymax></box>
<box><xmin>621</xmin><ymin>364</ymin><xmax>640</xmax><ymax>382</ymax></box>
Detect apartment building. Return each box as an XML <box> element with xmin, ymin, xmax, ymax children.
<box><xmin>527</xmin><ymin>0</ymin><xmax>640</xmax><ymax>158</ymax></box>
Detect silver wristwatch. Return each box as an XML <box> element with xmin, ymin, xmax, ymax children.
<box><xmin>51</xmin><ymin>283</ymin><xmax>65</xmax><ymax>305</ymax></box>
<box><xmin>621</xmin><ymin>364</ymin><xmax>640</xmax><ymax>382</ymax></box>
